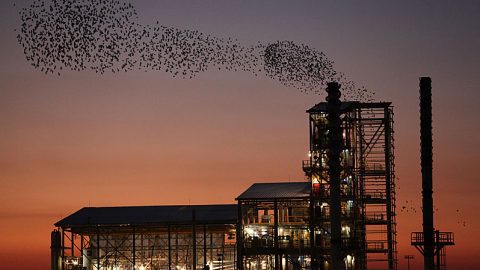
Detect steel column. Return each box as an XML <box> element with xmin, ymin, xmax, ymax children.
<box><xmin>326</xmin><ymin>82</ymin><xmax>343</xmax><ymax>270</ymax></box>
<box><xmin>236</xmin><ymin>203</ymin><xmax>243</xmax><ymax>270</ymax></box>
<box><xmin>385</xmin><ymin>106</ymin><xmax>394</xmax><ymax>270</ymax></box>
<box><xmin>133</xmin><ymin>226</ymin><xmax>136</xmax><ymax>269</ymax></box>
<box><xmin>97</xmin><ymin>227</ymin><xmax>100</xmax><ymax>270</ymax></box>
<box><xmin>193</xmin><ymin>208</ymin><xmax>197</xmax><ymax>270</ymax></box>
<box><xmin>204</xmin><ymin>225</ymin><xmax>207</xmax><ymax>269</ymax></box>
<box><xmin>274</xmin><ymin>200</ymin><xmax>279</xmax><ymax>270</ymax></box>
<box><xmin>168</xmin><ymin>225</ymin><xmax>172</xmax><ymax>270</ymax></box>
<box><xmin>420</xmin><ymin>77</ymin><xmax>434</xmax><ymax>270</ymax></box>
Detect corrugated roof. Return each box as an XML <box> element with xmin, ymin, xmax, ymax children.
<box><xmin>236</xmin><ymin>182</ymin><xmax>310</xmax><ymax>200</ymax></box>
<box><xmin>306</xmin><ymin>101</ymin><xmax>358</xmax><ymax>113</ymax></box>
<box><xmin>307</xmin><ymin>101</ymin><xmax>391</xmax><ymax>113</ymax></box>
<box><xmin>55</xmin><ymin>204</ymin><xmax>237</xmax><ymax>228</ymax></box>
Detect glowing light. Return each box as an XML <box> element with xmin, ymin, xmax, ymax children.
<box><xmin>342</xmin><ymin>225</ymin><xmax>351</xmax><ymax>237</ymax></box>
<box><xmin>245</xmin><ymin>227</ymin><xmax>258</xmax><ymax>237</ymax></box>
<box><xmin>345</xmin><ymin>254</ymin><xmax>355</xmax><ymax>268</ymax></box>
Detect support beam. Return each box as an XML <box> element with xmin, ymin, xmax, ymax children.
<box><xmin>385</xmin><ymin>106</ymin><xmax>394</xmax><ymax>270</ymax></box>
<box><xmin>204</xmin><ymin>225</ymin><xmax>207</xmax><ymax>269</ymax></box>
<box><xmin>168</xmin><ymin>225</ymin><xmax>172</xmax><ymax>270</ymax></box>
<box><xmin>71</xmin><ymin>231</ymin><xmax>75</xmax><ymax>257</ymax></box>
<box><xmin>51</xmin><ymin>230</ymin><xmax>61</xmax><ymax>270</ymax></box>
<box><xmin>274</xmin><ymin>200</ymin><xmax>279</xmax><ymax>270</ymax></box>
<box><xmin>236</xmin><ymin>203</ymin><xmax>243</xmax><ymax>270</ymax></box>
<box><xmin>61</xmin><ymin>229</ymin><xmax>65</xmax><ymax>270</ymax></box>
<box><xmin>97</xmin><ymin>227</ymin><xmax>100</xmax><ymax>270</ymax></box>
<box><xmin>133</xmin><ymin>227</ymin><xmax>136</xmax><ymax>269</ymax></box>
<box><xmin>80</xmin><ymin>234</ymin><xmax>84</xmax><ymax>268</ymax></box>
<box><xmin>193</xmin><ymin>208</ymin><xmax>197</xmax><ymax>270</ymax></box>
<box><xmin>310</xmin><ymin>186</ymin><xmax>316</xmax><ymax>270</ymax></box>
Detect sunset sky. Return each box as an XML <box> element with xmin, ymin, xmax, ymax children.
<box><xmin>1</xmin><ymin>1</ymin><xmax>479</xmax><ymax>269</ymax></box>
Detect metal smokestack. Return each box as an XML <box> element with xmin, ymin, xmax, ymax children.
<box><xmin>326</xmin><ymin>82</ymin><xmax>343</xmax><ymax>270</ymax></box>
<box><xmin>420</xmin><ymin>77</ymin><xmax>435</xmax><ymax>270</ymax></box>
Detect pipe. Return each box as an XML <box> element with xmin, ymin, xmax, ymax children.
<box><xmin>51</xmin><ymin>230</ymin><xmax>61</xmax><ymax>270</ymax></box>
<box><xmin>326</xmin><ymin>82</ymin><xmax>343</xmax><ymax>270</ymax></box>
<box><xmin>420</xmin><ymin>77</ymin><xmax>435</xmax><ymax>270</ymax></box>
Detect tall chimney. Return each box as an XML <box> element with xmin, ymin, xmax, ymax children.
<box><xmin>420</xmin><ymin>77</ymin><xmax>435</xmax><ymax>270</ymax></box>
<box><xmin>326</xmin><ymin>82</ymin><xmax>343</xmax><ymax>270</ymax></box>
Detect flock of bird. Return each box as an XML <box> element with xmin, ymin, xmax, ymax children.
<box><xmin>16</xmin><ymin>0</ymin><xmax>470</xmax><ymax>230</ymax></box>
<box><xmin>398</xmin><ymin>199</ymin><xmax>467</xmax><ymax>228</ymax></box>
<box><xmin>16</xmin><ymin>0</ymin><xmax>374</xmax><ymax>101</ymax></box>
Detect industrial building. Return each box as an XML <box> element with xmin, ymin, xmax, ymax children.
<box><xmin>52</xmin><ymin>99</ymin><xmax>397</xmax><ymax>270</ymax></box>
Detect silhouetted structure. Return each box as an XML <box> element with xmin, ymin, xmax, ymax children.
<box><xmin>52</xmin><ymin>205</ymin><xmax>237</xmax><ymax>270</ymax></box>
<box><xmin>303</xmin><ymin>98</ymin><xmax>397</xmax><ymax>269</ymax></box>
<box><xmin>403</xmin><ymin>255</ymin><xmax>414</xmax><ymax>270</ymax></box>
<box><xmin>411</xmin><ymin>77</ymin><xmax>454</xmax><ymax>270</ymax></box>
<box><xmin>52</xmin><ymin>83</ymin><xmax>397</xmax><ymax>270</ymax></box>
<box><xmin>326</xmin><ymin>82</ymin><xmax>343</xmax><ymax>270</ymax></box>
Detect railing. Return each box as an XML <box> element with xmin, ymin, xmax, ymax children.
<box><xmin>365</xmin><ymin>212</ymin><xmax>387</xmax><ymax>223</ymax></box>
<box><xmin>437</xmin><ymin>232</ymin><xmax>455</xmax><ymax>244</ymax></box>
<box><xmin>248</xmin><ymin>215</ymin><xmax>309</xmax><ymax>225</ymax></box>
<box><xmin>243</xmin><ymin>236</ymin><xmax>310</xmax><ymax>249</ymax></box>
<box><xmin>411</xmin><ymin>231</ymin><xmax>455</xmax><ymax>245</ymax></box>
<box><xmin>302</xmin><ymin>160</ymin><xmax>312</xmax><ymax>170</ymax></box>
<box><xmin>363</xmin><ymin>191</ymin><xmax>386</xmax><ymax>200</ymax></box>
<box><xmin>366</xmin><ymin>240</ymin><xmax>388</xmax><ymax>252</ymax></box>
<box><xmin>363</xmin><ymin>163</ymin><xmax>385</xmax><ymax>172</ymax></box>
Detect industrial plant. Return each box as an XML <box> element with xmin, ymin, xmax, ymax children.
<box><xmin>51</xmin><ymin>80</ymin><xmax>452</xmax><ymax>270</ymax></box>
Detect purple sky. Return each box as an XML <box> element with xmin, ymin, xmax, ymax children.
<box><xmin>0</xmin><ymin>1</ymin><xmax>479</xmax><ymax>269</ymax></box>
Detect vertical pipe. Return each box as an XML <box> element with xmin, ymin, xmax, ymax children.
<box><xmin>97</xmin><ymin>227</ymin><xmax>100</xmax><ymax>270</ymax></box>
<box><xmin>236</xmin><ymin>202</ymin><xmax>243</xmax><ymax>270</ymax></box>
<box><xmin>61</xmin><ymin>229</ymin><xmax>65</xmax><ymax>270</ymax></box>
<box><xmin>435</xmin><ymin>230</ymin><xmax>441</xmax><ymax>269</ymax></box>
<box><xmin>133</xmin><ymin>226</ymin><xmax>136</xmax><ymax>269</ymax></box>
<box><xmin>176</xmin><ymin>231</ymin><xmax>179</xmax><ymax>266</ymax></box>
<box><xmin>310</xmin><ymin>177</ymin><xmax>316</xmax><ymax>270</ymax></box>
<box><xmin>193</xmin><ymin>208</ymin><xmax>197</xmax><ymax>270</ymax></box>
<box><xmin>168</xmin><ymin>225</ymin><xmax>172</xmax><ymax>270</ymax></box>
<box><xmin>308</xmin><ymin>113</ymin><xmax>318</xmax><ymax>270</ymax></box>
<box><xmin>80</xmin><ymin>234</ymin><xmax>84</xmax><ymax>267</ymax></box>
<box><xmin>326</xmin><ymin>82</ymin><xmax>343</xmax><ymax>270</ymax></box>
<box><xmin>274</xmin><ymin>200</ymin><xmax>279</xmax><ymax>270</ymax></box>
<box><xmin>204</xmin><ymin>225</ymin><xmax>207</xmax><ymax>269</ymax></box>
<box><xmin>358</xmin><ymin>109</ymin><xmax>367</xmax><ymax>270</ymax></box>
<box><xmin>51</xmin><ymin>230</ymin><xmax>61</xmax><ymax>270</ymax></box>
<box><xmin>384</xmin><ymin>106</ymin><xmax>394</xmax><ymax>270</ymax></box>
<box><xmin>71</xmin><ymin>231</ymin><xmax>75</xmax><ymax>257</ymax></box>
<box><xmin>221</xmin><ymin>237</ymin><xmax>225</xmax><ymax>270</ymax></box>
<box><xmin>420</xmin><ymin>77</ymin><xmax>434</xmax><ymax>270</ymax></box>
<box><xmin>210</xmin><ymin>231</ymin><xmax>213</xmax><ymax>264</ymax></box>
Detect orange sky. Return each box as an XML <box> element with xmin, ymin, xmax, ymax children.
<box><xmin>1</xmin><ymin>1</ymin><xmax>479</xmax><ymax>269</ymax></box>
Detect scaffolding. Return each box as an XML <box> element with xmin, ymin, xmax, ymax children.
<box><xmin>51</xmin><ymin>205</ymin><xmax>237</xmax><ymax>270</ymax></box>
<box><xmin>52</xmin><ymin>99</ymin><xmax>399</xmax><ymax>270</ymax></box>
<box><xmin>236</xmin><ymin>182</ymin><xmax>312</xmax><ymax>270</ymax></box>
<box><xmin>303</xmin><ymin>102</ymin><xmax>397</xmax><ymax>270</ymax></box>
<box><xmin>411</xmin><ymin>231</ymin><xmax>454</xmax><ymax>270</ymax></box>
